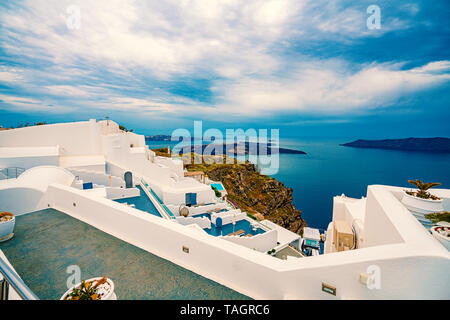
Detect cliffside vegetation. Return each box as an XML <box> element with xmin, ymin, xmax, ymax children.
<box><xmin>152</xmin><ymin>148</ymin><xmax>307</xmax><ymax>234</ymax></box>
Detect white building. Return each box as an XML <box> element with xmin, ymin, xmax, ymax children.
<box><xmin>0</xmin><ymin>119</ymin><xmax>448</xmax><ymax>300</ymax></box>
<box><xmin>0</xmin><ymin>119</ymin><xmax>215</xmax><ymax>205</ymax></box>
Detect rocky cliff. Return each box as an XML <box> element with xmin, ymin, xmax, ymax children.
<box><xmin>180</xmin><ymin>152</ymin><xmax>307</xmax><ymax>234</ymax></box>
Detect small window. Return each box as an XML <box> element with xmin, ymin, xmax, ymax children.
<box><xmin>322</xmin><ymin>283</ymin><xmax>336</xmax><ymax>296</ymax></box>
<box><xmin>182</xmin><ymin>246</ymin><xmax>189</xmax><ymax>254</ymax></box>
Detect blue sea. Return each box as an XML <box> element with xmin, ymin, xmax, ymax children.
<box><xmin>146</xmin><ymin>138</ymin><xmax>450</xmax><ymax>230</ymax></box>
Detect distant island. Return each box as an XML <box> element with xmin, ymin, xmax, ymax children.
<box><xmin>146</xmin><ymin>134</ymin><xmax>172</xmax><ymax>141</ymax></box>
<box><xmin>178</xmin><ymin>142</ymin><xmax>306</xmax><ymax>156</ymax></box>
<box><xmin>146</xmin><ymin>135</ymin><xmax>204</xmax><ymax>142</ymax></box>
<box><xmin>146</xmin><ymin>135</ymin><xmax>306</xmax><ymax>155</ymax></box>
<box><xmin>341</xmin><ymin>137</ymin><xmax>450</xmax><ymax>153</ymax></box>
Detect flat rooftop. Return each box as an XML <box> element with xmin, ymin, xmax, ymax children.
<box><xmin>0</xmin><ymin>209</ymin><xmax>249</xmax><ymax>300</ymax></box>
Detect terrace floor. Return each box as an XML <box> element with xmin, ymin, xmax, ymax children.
<box><xmin>0</xmin><ymin>209</ymin><xmax>249</xmax><ymax>300</ymax></box>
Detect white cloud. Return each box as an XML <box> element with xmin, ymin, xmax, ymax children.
<box><xmin>0</xmin><ymin>0</ymin><xmax>305</xmax><ymax>79</ymax></box>
<box><xmin>213</xmin><ymin>60</ymin><xmax>450</xmax><ymax>116</ymax></box>
<box><xmin>0</xmin><ymin>0</ymin><xmax>447</xmax><ymax>123</ymax></box>
<box><xmin>0</xmin><ymin>94</ymin><xmax>74</xmax><ymax>113</ymax></box>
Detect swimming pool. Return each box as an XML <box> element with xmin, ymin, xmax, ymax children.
<box><xmin>114</xmin><ymin>186</ymin><xmax>162</xmax><ymax>218</ymax></box>
<box><xmin>204</xmin><ymin>219</ymin><xmax>265</xmax><ymax>237</ymax></box>
<box><xmin>210</xmin><ymin>183</ymin><xmax>224</xmax><ymax>191</ymax></box>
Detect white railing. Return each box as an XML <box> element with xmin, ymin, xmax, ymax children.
<box><xmin>0</xmin><ymin>257</ymin><xmax>38</xmax><ymax>300</ymax></box>
<box><xmin>139</xmin><ymin>179</ymin><xmax>176</xmax><ymax>220</ymax></box>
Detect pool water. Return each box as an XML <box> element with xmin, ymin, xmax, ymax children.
<box><xmin>114</xmin><ymin>186</ymin><xmax>162</xmax><ymax>218</ymax></box>
<box><xmin>210</xmin><ymin>183</ymin><xmax>224</xmax><ymax>191</ymax></box>
<box><xmin>204</xmin><ymin>219</ymin><xmax>265</xmax><ymax>237</ymax></box>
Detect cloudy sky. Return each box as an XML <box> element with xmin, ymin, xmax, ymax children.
<box><xmin>0</xmin><ymin>0</ymin><xmax>449</xmax><ymax>138</ymax></box>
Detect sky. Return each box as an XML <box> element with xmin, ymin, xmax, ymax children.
<box><xmin>0</xmin><ymin>0</ymin><xmax>449</xmax><ymax>139</ymax></box>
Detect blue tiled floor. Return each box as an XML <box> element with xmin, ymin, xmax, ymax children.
<box><xmin>0</xmin><ymin>209</ymin><xmax>250</xmax><ymax>300</ymax></box>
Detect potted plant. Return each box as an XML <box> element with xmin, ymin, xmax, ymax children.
<box><xmin>401</xmin><ymin>180</ymin><xmax>444</xmax><ymax>219</ymax></box>
<box><xmin>0</xmin><ymin>212</ymin><xmax>15</xmax><ymax>242</ymax></box>
<box><xmin>425</xmin><ymin>211</ymin><xmax>450</xmax><ymax>224</ymax></box>
<box><xmin>61</xmin><ymin>276</ymin><xmax>117</xmax><ymax>300</ymax></box>
<box><xmin>425</xmin><ymin>211</ymin><xmax>450</xmax><ymax>250</ymax></box>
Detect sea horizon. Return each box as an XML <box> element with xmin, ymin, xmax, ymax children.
<box><xmin>146</xmin><ymin>135</ymin><xmax>450</xmax><ymax>230</ymax></box>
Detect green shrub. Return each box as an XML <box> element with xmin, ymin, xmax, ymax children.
<box><xmin>211</xmin><ymin>186</ymin><xmax>221</xmax><ymax>197</ymax></box>
<box><xmin>425</xmin><ymin>211</ymin><xmax>450</xmax><ymax>223</ymax></box>
<box><xmin>407</xmin><ymin>179</ymin><xmax>441</xmax><ymax>200</ymax></box>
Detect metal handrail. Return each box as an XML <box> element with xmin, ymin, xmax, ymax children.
<box><xmin>140</xmin><ymin>179</ymin><xmax>176</xmax><ymax>220</ymax></box>
<box><xmin>0</xmin><ymin>167</ymin><xmax>25</xmax><ymax>180</ymax></box>
<box><xmin>0</xmin><ymin>257</ymin><xmax>39</xmax><ymax>300</ymax></box>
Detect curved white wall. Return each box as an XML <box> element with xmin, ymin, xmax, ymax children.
<box><xmin>0</xmin><ymin>187</ymin><xmax>46</xmax><ymax>216</ymax></box>
<box><xmin>0</xmin><ymin>166</ymin><xmax>75</xmax><ymax>215</ymax></box>
<box><xmin>18</xmin><ymin>166</ymin><xmax>75</xmax><ymax>192</ymax></box>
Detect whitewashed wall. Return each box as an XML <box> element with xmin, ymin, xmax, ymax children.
<box><xmin>0</xmin><ymin>181</ymin><xmax>447</xmax><ymax>300</ymax></box>
<box><xmin>0</xmin><ymin>120</ymin><xmax>102</xmax><ymax>156</ymax></box>
<box><xmin>0</xmin><ymin>155</ymin><xmax>59</xmax><ymax>170</ymax></box>
<box><xmin>41</xmin><ymin>183</ymin><xmax>449</xmax><ymax>299</ymax></box>
<box><xmin>363</xmin><ymin>187</ymin><xmax>405</xmax><ymax>247</ymax></box>
<box><xmin>176</xmin><ymin>216</ymin><xmax>211</xmax><ymax>229</ymax></box>
<box><xmin>69</xmin><ymin>169</ymin><xmax>124</xmax><ymax>188</ymax></box>
<box><xmin>105</xmin><ymin>187</ymin><xmax>140</xmax><ymax>200</ymax></box>
<box><xmin>211</xmin><ymin>210</ymin><xmax>245</xmax><ymax>225</ymax></box>
<box><xmin>220</xmin><ymin>229</ymin><xmax>278</xmax><ymax>252</ymax></box>
<box><xmin>0</xmin><ymin>188</ymin><xmax>46</xmax><ymax>216</ymax></box>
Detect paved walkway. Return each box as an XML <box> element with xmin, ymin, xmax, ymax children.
<box><xmin>0</xmin><ymin>209</ymin><xmax>249</xmax><ymax>300</ymax></box>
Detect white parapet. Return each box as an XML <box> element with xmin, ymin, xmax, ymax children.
<box><xmin>220</xmin><ymin>229</ymin><xmax>278</xmax><ymax>252</ymax></box>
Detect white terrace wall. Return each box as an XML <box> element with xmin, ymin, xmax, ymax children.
<box><xmin>69</xmin><ymin>169</ymin><xmax>124</xmax><ymax>188</ymax></box>
<box><xmin>102</xmin><ymin>134</ymin><xmax>174</xmax><ymax>188</ymax></box>
<box><xmin>0</xmin><ymin>166</ymin><xmax>74</xmax><ymax>215</ymax></box>
<box><xmin>363</xmin><ymin>186</ymin><xmax>406</xmax><ymax>248</ymax></box>
<box><xmin>103</xmin><ymin>134</ymin><xmax>215</xmax><ymax>206</ymax></box>
<box><xmin>154</xmin><ymin>156</ymin><xmax>184</xmax><ymax>177</ymax></box>
<box><xmin>186</xmin><ymin>203</ymin><xmax>228</xmax><ymax>216</ymax></box>
<box><xmin>221</xmin><ymin>229</ymin><xmax>278</xmax><ymax>252</ymax></box>
<box><xmin>105</xmin><ymin>187</ymin><xmax>140</xmax><ymax>200</ymax></box>
<box><xmin>176</xmin><ymin>216</ymin><xmax>211</xmax><ymax>229</ymax></box>
<box><xmin>161</xmin><ymin>185</ymin><xmax>215</xmax><ymax>207</ymax></box>
<box><xmin>211</xmin><ymin>210</ymin><xmax>245</xmax><ymax>225</ymax></box>
<box><xmin>0</xmin><ymin>152</ymin><xmax>59</xmax><ymax>171</ymax></box>
<box><xmin>126</xmin><ymin>132</ymin><xmax>146</xmax><ymax>148</ymax></box>
<box><xmin>0</xmin><ymin>187</ymin><xmax>46</xmax><ymax>216</ymax></box>
<box><xmin>0</xmin><ymin>120</ymin><xmax>102</xmax><ymax>156</ymax></box>
<box><xmin>42</xmin><ymin>183</ymin><xmax>450</xmax><ymax>299</ymax></box>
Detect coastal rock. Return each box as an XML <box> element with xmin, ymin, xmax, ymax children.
<box><xmin>341</xmin><ymin>137</ymin><xmax>450</xmax><ymax>153</ymax></box>
<box><xmin>184</xmin><ymin>156</ymin><xmax>307</xmax><ymax>234</ymax></box>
